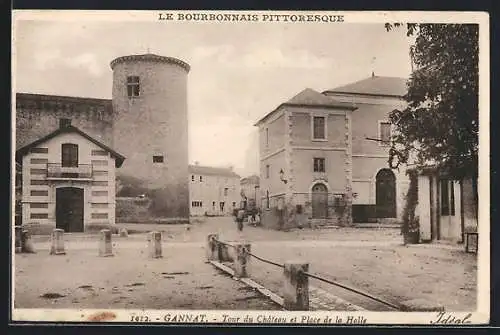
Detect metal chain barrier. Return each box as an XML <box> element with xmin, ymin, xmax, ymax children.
<box><xmin>301</xmin><ymin>270</ymin><xmax>401</xmax><ymax>310</ymax></box>
<box><xmin>213</xmin><ymin>237</ymin><xmax>401</xmax><ymax>311</ymax></box>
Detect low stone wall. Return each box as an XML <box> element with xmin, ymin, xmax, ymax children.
<box><xmin>116</xmin><ymin>197</ymin><xmax>190</xmax><ymax>224</ymax></box>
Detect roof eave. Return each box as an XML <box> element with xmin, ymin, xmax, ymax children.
<box><xmin>323</xmin><ymin>90</ymin><xmax>405</xmax><ymax>99</ymax></box>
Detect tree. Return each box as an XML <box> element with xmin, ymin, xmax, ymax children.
<box><xmin>385</xmin><ymin>23</ymin><xmax>479</xmax><ymax>179</ymax></box>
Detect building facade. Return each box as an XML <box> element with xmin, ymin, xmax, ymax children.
<box><xmin>188</xmin><ymin>164</ymin><xmax>241</xmax><ymax>216</ymax></box>
<box><xmin>323</xmin><ymin>75</ymin><xmax>409</xmax><ymax>223</ymax></box>
<box><xmin>15</xmin><ymin>53</ymin><xmax>191</xmax><ymax>223</ymax></box>
<box><xmin>15</xmin><ymin>123</ymin><xmax>125</xmax><ymax>232</ymax></box>
<box><xmin>255</xmin><ymin>76</ymin><xmax>409</xmax><ymax>229</ymax></box>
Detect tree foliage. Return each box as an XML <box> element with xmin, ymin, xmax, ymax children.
<box><xmin>385</xmin><ymin>23</ymin><xmax>479</xmax><ymax>178</ymax></box>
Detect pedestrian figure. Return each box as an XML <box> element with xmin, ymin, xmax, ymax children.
<box><xmin>236</xmin><ymin>201</ymin><xmax>246</xmax><ymax>231</ymax></box>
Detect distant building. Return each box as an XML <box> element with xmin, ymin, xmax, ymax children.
<box><xmin>255</xmin><ymin>75</ymin><xmax>409</xmax><ymax>229</ymax></box>
<box><xmin>15</xmin><ymin>122</ymin><xmax>125</xmax><ymax>232</ymax></box>
<box><xmin>240</xmin><ymin>175</ymin><xmax>260</xmax><ymax>209</ymax></box>
<box><xmin>188</xmin><ymin>164</ymin><xmax>241</xmax><ymax>216</ymax></box>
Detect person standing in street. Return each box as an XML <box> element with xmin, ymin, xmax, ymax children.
<box><xmin>236</xmin><ymin>201</ymin><xmax>246</xmax><ymax>231</ymax></box>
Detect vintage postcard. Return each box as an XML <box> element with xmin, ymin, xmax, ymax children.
<box><xmin>11</xmin><ymin>10</ymin><xmax>489</xmax><ymax>325</ymax></box>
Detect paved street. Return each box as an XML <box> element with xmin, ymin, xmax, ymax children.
<box><xmin>16</xmin><ymin>217</ymin><xmax>477</xmax><ymax>311</ymax></box>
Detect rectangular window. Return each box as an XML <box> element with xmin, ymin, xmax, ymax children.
<box><xmin>313</xmin><ymin>158</ymin><xmax>325</xmax><ymax>172</ymax></box>
<box><xmin>379</xmin><ymin>122</ymin><xmax>392</xmax><ymax>145</ymax></box>
<box><xmin>93</xmin><ymin>171</ymin><xmax>108</xmax><ymax>177</ymax></box>
<box><xmin>92</xmin><ymin>181</ymin><xmax>108</xmax><ymax>187</ymax></box>
<box><xmin>31</xmin><ymin>158</ymin><xmax>48</xmax><ymax>164</ymax></box>
<box><xmin>313</xmin><ymin>116</ymin><xmax>326</xmax><ymax>140</ymax></box>
<box><xmin>30</xmin><ymin>203</ymin><xmax>48</xmax><ymax>209</ymax></box>
<box><xmin>30</xmin><ymin>180</ymin><xmax>48</xmax><ymax>186</ymax></box>
<box><xmin>440</xmin><ymin>179</ymin><xmax>456</xmax><ymax>216</ymax></box>
<box><xmin>92</xmin><ymin>160</ymin><xmax>108</xmax><ymax>166</ymax></box>
<box><xmin>30</xmin><ymin>213</ymin><xmax>48</xmax><ymax>219</ymax></box>
<box><xmin>30</xmin><ymin>168</ymin><xmax>46</xmax><ymax>175</ymax></box>
<box><xmin>265</xmin><ymin>128</ymin><xmax>269</xmax><ymax>147</ymax></box>
<box><xmin>61</xmin><ymin>143</ymin><xmax>78</xmax><ymax>167</ymax></box>
<box><xmin>92</xmin><ymin>190</ymin><xmax>108</xmax><ymax>196</ymax></box>
<box><xmin>59</xmin><ymin>118</ymin><xmax>71</xmax><ymax>128</ymax></box>
<box><xmin>92</xmin><ymin>213</ymin><xmax>109</xmax><ymax>219</ymax></box>
<box><xmin>127</xmin><ymin>76</ymin><xmax>140</xmax><ymax>98</ymax></box>
<box><xmin>232</xmin><ymin>202</ymin><xmax>236</xmax><ymax>207</ymax></box>
<box><xmin>213</xmin><ymin>201</ymin><xmax>216</xmax><ymax>208</ymax></box>
<box><xmin>191</xmin><ymin>201</ymin><xmax>203</xmax><ymax>207</ymax></box>
<box><xmin>30</xmin><ymin>147</ymin><xmax>49</xmax><ymax>154</ymax></box>
<box><xmin>224</xmin><ymin>188</ymin><xmax>228</xmax><ymax>196</ymax></box>
<box><xmin>91</xmin><ymin>149</ymin><xmax>108</xmax><ymax>156</ymax></box>
<box><xmin>200</xmin><ymin>176</ymin><xmax>203</xmax><ymax>182</ymax></box>
<box><xmin>153</xmin><ymin>155</ymin><xmax>164</xmax><ymax>163</ymax></box>
<box><xmin>191</xmin><ymin>175</ymin><xmax>195</xmax><ymax>181</ymax></box>
<box><xmin>266</xmin><ymin>190</ymin><xmax>270</xmax><ymax>209</ymax></box>
<box><xmin>91</xmin><ymin>203</ymin><xmax>109</xmax><ymax>208</ymax></box>
<box><xmin>30</xmin><ymin>190</ymin><xmax>48</xmax><ymax>196</ymax></box>
<box><xmin>266</xmin><ymin>165</ymin><xmax>270</xmax><ymax>179</ymax></box>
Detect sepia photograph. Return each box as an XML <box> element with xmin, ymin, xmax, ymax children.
<box><xmin>11</xmin><ymin>10</ymin><xmax>489</xmax><ymax>325</ymax></box>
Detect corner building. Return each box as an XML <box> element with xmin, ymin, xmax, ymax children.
<box><xmin>110</xmin><ymin>54</ymin><xmax>190</xmax><ymax>219</ymax></box>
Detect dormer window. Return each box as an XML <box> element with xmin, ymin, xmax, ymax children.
<box><xmin>127</xmin><ymin>76</ymin><xmax>140</xmax><ymax>98</ymax></box>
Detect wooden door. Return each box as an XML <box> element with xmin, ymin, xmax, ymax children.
<box><xmin>312</xmin><ymin>183</ymin><xmax>328</xmax><ymax>219</ymax></box>
<box><xmin>376</xmin><ymin>169</ymin><xmax>396</xmax><ymax>218</ymax></box>
<box><xmin>56</xmin><ymin>187</ymin><xmax>84</xmax><ymax>232</ymax></box>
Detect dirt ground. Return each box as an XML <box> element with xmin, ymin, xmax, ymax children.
<box><xmin>14</xmin><ymin>242</ymin><xmax>281</xmax><ymax>310</ymax></box>
<box><xmin>16</xmin><ymin>217</ymin><xmax>477</xmax><ymax>311</ymax></box>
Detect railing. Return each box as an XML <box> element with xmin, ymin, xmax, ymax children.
<box><xmin>46</xmin><ymin>163</ymin><xmax>93</xmax><ymax>179</ymax></box>
<box><xmin>209</xmin><ymin>235</ymin><xmax>405</xmax><ymax>311</ymax></box>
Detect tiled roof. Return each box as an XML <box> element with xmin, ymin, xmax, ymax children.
<box><xmin>286</xmin><ymin>88</ymin><xmax>358</xmax><ymax>108</ymax></box>
<box><xmin>15</xmin><ymin>125</ymin><xmax>126</xmax><ymax>168</ymax></box>
<box><xmin>255</xmin><ymin>88</ymin><xmax>357</xmax><ymax>126</ymax></box>
<box><xmin>188</xmin><ymin>164</ymin><xmax>240</xmax><ymax>178</ymax></box>
<box><xmin>324</xmin><ymin>76</ymin><xmax>408</xmax><ymax>97</ymax></box>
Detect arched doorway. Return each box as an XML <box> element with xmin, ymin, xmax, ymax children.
<box><xmin>56</xmin><ymin>187</ymin><xmax>84</xmax><ymax>232</ymax></box>
<box><xmin>312</xmin><ymin>183</ymin><xmax>328</xmax><ymax>219</ymax></box>
<box><xmin>375</xmin><ymin>169</ymin><xmax>396</xmax><ymax>218</ymax></box>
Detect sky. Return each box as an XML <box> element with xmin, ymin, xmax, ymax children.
<box><xmin>13</xmin><ymin>19</ymin><xmax>413</xmax><ymax>177</ymax></box>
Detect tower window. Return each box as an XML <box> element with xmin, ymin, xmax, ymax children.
<box><xmin>153</xmin><ymin>155</ymin><xmax>164</xmax><ymax>163</ymax></box>
<box><xmin>127</xmin><ymin>76</ymin><xmax>140</xmax><ymax>98</ymax></box>
<box><xmin>191</xmin><ymin>175</ymin><xmax>195</xmax><ymax>181</ymax></box>
<box><xmin>59</xmin><ymin>118</ymin><xmax>71</xmax><ymax>128</ymax></box>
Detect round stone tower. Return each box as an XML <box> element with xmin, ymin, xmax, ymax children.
<box><xmin>110</xmin><ymin>54</ymin><xmax>190</xmax><ymax>220</ymax></box>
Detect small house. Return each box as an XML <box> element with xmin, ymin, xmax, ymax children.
<box><xmin>15</xmin><ymin>121</ymin><xmax>125</xmax><ymax>232</ymax></box>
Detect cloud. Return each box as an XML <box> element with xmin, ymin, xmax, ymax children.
<box><xmin>65</xmin><ymin>53</ymin><xmax>103</xmax><ymax>76</ymax></box>
<box><xmin>34</xmin><ymin>50</ymin><xmax>103</xmax><ymax>77</ymax></box>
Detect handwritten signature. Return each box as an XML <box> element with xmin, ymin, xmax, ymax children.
<box><xmin>430</xmin><ymin>312</ymin><xmax>472</xmax><ymax>325</ymax></box>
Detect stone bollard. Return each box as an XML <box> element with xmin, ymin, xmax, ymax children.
<box><xmin>119</xmin><ymin>228</ymin><xmax>128</xmax><ymax>238</ymax></box>
<box><xmin>99</xmin><ymin>229</ymin><xmax>113</xmax><ymax>257</ymax></box>
<box><xmin>233</xmin><ymin>243</ymin><xmax>251</xmax><ymax>278</ymax></box>
<box><xmin>148</xmin><ymin>231</ymin><xmax>162</xmax><ymax>258</ymax></box>
<box><xmin>21</xmin><ymin>230</ymin><xmax>36</xmax><ymax>253</ymax></box>
<box><xmin>206</xmin><ymin>233</ymin><xmax>219</xmax><ymax>262</ymax></box>
<box><xmin>15</xmin><ymin>226</ymin><xmax>23</xmax><ymax>253</ymax></box>
<box><xmin>50</xmin><ymin>229</ymin><xmax>66</xmax><ymax>255</ymax></box>
<box><xmin>283</xmin><ymin>261</ymin><xmax>309</xmax><ymax>311</ymax></box>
